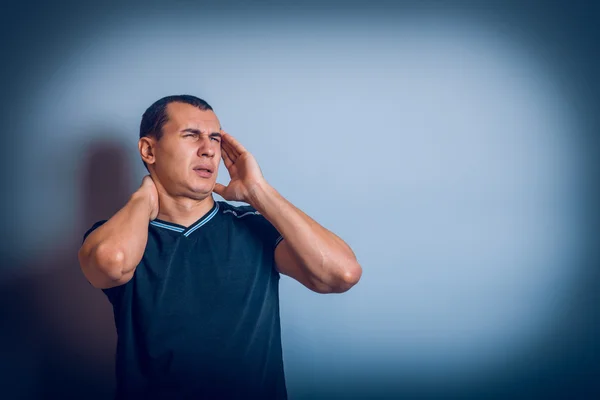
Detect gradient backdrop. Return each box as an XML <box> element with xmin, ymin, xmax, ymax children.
<box><xmin>1</xmin><ymin>1</ymin><xmax>599</xmax><ymax>399</ymax></box>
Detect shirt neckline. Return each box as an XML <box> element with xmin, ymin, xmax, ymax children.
<box><xmin>150</xmin><ymin>201</ymin><xmax>220</xmax><ymax>237</ymax></box>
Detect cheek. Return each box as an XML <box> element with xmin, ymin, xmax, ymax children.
<box><xmin>159</xmin><ymin>146</ymin><xmax>190</xmax><ymax>173</ymax></box>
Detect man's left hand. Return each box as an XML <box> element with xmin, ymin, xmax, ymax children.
<box><xmin>213</xmin><ymin>131</ymin><xmax>267</xmax><ymax>203</ymax></box>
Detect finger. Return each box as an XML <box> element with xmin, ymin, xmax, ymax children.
<box><xmin>222</xmin><ymin>131</ymin><xmax>247</xmax><ymax>155</ymax></box>
<box><xmin>213</xmin><ymin>182</ymin><xmax>227</xmax><ymax>196</ymax></box>
<box><xmin>221</xmin><ymin>134</ymin><xmax>239</xmax><ymax>159</ymax></box>
<box><xmin>221</xmin><ymin>141</ymin><xmax>237</xmax><ymax>163</ymax></box>
<box><xmin>221</xmin><ymin>146</ymin><xmax>234</xmax><ymax>169</ymax></box>
<box><xmin>222</xmin><ymin>140</ymin><xmax>239</xmax><ymax>162</ymax></box>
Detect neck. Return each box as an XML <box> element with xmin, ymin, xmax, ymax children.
<box><xmin>155</xmin><ymin>191</ymin><xmax>215</xmax><ymax>228</ymax></box>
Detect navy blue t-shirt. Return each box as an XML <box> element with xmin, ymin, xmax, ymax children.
<box><xmin>82</xmin><ymin>199</ymin><xmax>287</xmax><ymax>399</ymax></box>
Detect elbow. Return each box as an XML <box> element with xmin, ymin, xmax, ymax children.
<box><xmin>328</xmin><ymin>261</ymin><xmax>362</xmax><ymax>294</ymax></box>
<box><xmin>341</xmin><ymin>262</ymin><xmax>363</xmax><ymax>291</ymax></box>
<box><xmin>90</xmin><ymin>243</ymin><xmax>127</xmax><ymax>283</ymax></box>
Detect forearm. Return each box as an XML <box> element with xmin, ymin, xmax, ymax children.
<box><xmin>80</xmin><ymin>192</ymin><xmax>151</xmax><ymax>280</ymax></box>
<box><xmin>248</xmin><ymin>181</ymin><xmax>360</xmax><ymax>283</ymax></box>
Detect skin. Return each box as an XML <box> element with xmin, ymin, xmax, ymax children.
<box><xmin>138</xmin><ymin>102</ymin><xmax>223</xmax><ymax>227</ymax></box>
<box><xmin>79</xmin><ymin>102</ymin><xmax>362</xmax><ymax>293</ymax></box>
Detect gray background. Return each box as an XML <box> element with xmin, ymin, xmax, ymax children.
<box><xmin>1</xmin><ymin>1</ymin><xmax>598</xmax><ymax>398</ymax></box>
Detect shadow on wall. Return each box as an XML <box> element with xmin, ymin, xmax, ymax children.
<box><xmin>0</xmin><ymin>138</ymin><xmax>131</xmax><ymax>399</ymax></box>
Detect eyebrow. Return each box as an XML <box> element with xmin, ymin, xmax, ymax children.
<box><xmin>181</xmin><ymin>128</ymin><xmax>222</xmax><ymax>138</ymax></box>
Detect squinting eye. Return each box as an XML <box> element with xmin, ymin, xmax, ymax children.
<box><xmin>211</xmin><ymin>137</ymin><xmax>220</xmax><ymax>142</ymax></box>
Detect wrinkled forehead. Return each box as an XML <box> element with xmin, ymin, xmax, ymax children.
<box><xmin>165</xmin><ymin>103</ymin><xmax>221</xmax><ymax>132</ymax></box>
<box><xmin>181</xmin><ymin>120</ymin><xmax>222</xmax><ymax>133</ymax></box>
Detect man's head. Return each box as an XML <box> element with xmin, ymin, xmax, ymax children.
<box><xmin>139</xmin><ymin>95</ymin><xmax>222</xmax><ymax>200</ymax></box>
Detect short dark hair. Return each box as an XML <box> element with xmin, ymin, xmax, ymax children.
<box><xmin>139</xmin><ymin>95</ymin><xmax>213</xmax><ymax>170</ymax></box>
<box><xmin>140</xmin><ymin>94</ymin><xmax>213</xmax><ymax>141</ymax></box>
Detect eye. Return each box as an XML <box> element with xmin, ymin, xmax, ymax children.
<box><xmin>211</xmin><ymin>137</ymin><xmax>220</xmax><ymax>142</ymax></box>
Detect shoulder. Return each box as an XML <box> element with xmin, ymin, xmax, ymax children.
<box><xmin>216</xmin><ymin>201</ymin><xmax>276</xmax><ymax>235</ymax></box>
<box><xmin>217</xmin><ymin>201</ymin><xmax>282</xmax><ymax>250</ymax></box>
<box><xmin>82</xmin><ymin>219</ymin><xmax>108</xmax><ymax>243</ymax></box>
<box><xmin>217</xmin><ymin>201</ymin><xmax>262</xmax><ymax>221</ymax></box>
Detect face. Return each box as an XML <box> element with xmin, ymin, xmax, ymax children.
<box><xmin>141</xmin><ymin>102</ymin><xmax>222</xmax><ymax>199</ymax></box>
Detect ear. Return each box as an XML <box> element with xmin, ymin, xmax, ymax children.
<box><xmin>139</xmin><ymin>137</ymin><xmax>156</xmax><ymax>166</ymax></box>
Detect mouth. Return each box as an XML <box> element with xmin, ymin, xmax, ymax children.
<box><xmin>193</xmin><ymin>166</ymin><xmax>214</xmax><ymax>178</ymax></box>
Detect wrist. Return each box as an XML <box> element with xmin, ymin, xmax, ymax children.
<box><xmin>247</xmin><ymin>179</ymin><xmax>276</xmax><ymax>214</ymax></box>
<box><xmin>130</xmin><ymin>190</ymin><xmax>154</xmax><ymax>219</ymax></box>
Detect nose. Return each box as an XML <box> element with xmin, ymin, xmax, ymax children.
<box><xmin>197</xmin><ymin>135</ymin><xmax>216</xmax><ymax>158</ymax></box>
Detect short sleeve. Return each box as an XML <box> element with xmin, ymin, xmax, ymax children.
<box><xmin>82</xmin><ymin>220</ymin><xmax>107</xmax><ymax>244</ymax></box>
<box><xmin>80</xmin><ymin>219</ymin><xmax>124</xmax><ymax>303</ymax></box>
<box><xmin>249</xmin><ymin>209</ymin><xmax>284</xmax><ymax>253</ymax></box>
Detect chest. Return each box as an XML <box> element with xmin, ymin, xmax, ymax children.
<box><xmin>126</xmin><ymin>222</ymin><xmax>276</xmax><ymax>337</ymax></box>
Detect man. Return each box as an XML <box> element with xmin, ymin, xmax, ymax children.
<box><xmin>78</xmin><ymin>95</ymin><xmax>362</xmax><ymax>399</ymax></box>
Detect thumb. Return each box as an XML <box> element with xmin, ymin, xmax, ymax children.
<box><xmin>213</xmin><ymin>183</ymin><xmax>227</xmax><ymax>197</ymax></box>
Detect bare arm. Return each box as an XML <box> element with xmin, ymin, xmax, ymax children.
<box><xmin>214</xmin><ymin>131</ymin><xmax>362</xmax><ymax>294</ymax></box>
<box><xmin>250</xmin><ymin>181</ymin><xmax>362</xmax><ymax>294</ymax></box>
<box><xmin>78</xmin><ymin>176</ymin><xmax>158</xmax><ymax>289</ymax></box>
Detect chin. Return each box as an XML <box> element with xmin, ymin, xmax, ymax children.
<box><xmin>189</xmin><ymin>182</ymin><xmax>214</xmax><ymax>197</ymax></box>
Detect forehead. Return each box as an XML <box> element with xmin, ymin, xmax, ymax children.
<box><xmin>164</xmin><ymin>102</ymin><xmax>220</xmax><ymax>131</ymax></box>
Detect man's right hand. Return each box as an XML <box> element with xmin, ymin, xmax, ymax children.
<box><xmin>137</xmin><ymin>175</ymin><xmax>159</xmax><ymax>220</ymax></box>
<box><xmin>79</xmin><ymin>174</ymin><xmax>159</xmax><ymax>289</ymax></box>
